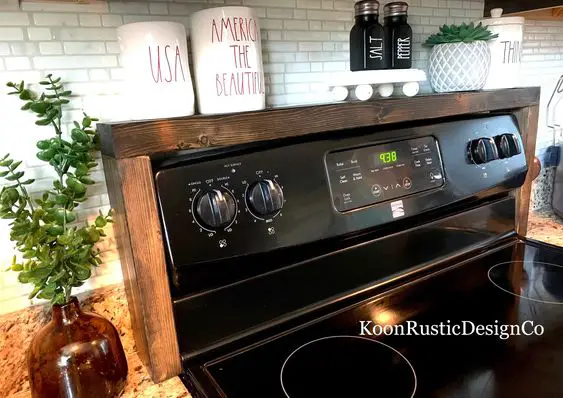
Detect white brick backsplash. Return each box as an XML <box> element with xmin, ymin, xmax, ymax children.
<box><xmin>298</xmin><ymin>41</ymin><xmax>323</xmax><ymax>51</ymax></box>
<box><xmin>297</xmin><ymin>0</ymin><xmax>321</xmax><ymax>9</ymax></box>
<box><xmin>330</xmin><ymin>31</ymin><xmax>348</xmax><ymax>41</ymax></box>
<box><xmin>293</xmin><ymin>9</ymin><xmax>307</xmax><ymax>19</ymax></box>
<box><xmin>260</xmin><ymin>18</ymin><xmax>283</xmax><ymax>29</ymax></box>
<box><xmin>10</xmin><ymin>42</ymin><xmax>36</xmax><ymax>55</ymax></box>
<box><xmin>270</xmin><ymin>52</ymin><xmax>296</xmax><ymax>62</ymax></box>
<box><xmin>409</xmin><ymin>6</ymin><xmax>434</xmax><ymax>16</ymax></box>
<box><xmin>264</xmin><ymin>63</ymin><xmax>285</xmax><ymax>73</ymax></box>
<box><xmin>323</xmin><ymin>60</ymin><xmax>345</xmax><ymax>71</ymax></box>
<box><xmin>308</xmin><ymin>51</ymin><xmax>348</xmax><ymax>61</ymax></box>
<box><xmin>322</xmin><ymin>20</ymin><xmax>345</xmax><ymax>31</ymax></box>
<box><xmin>149</xmin><ymin>2</ymin><xmax>169</xmax><ymax>15</ymax></box>
<box><xmin>39</xmin><ymin>41</ymin><xmax>63</xmax><ymax>55</ymax></box>
<box><xmin>285</xmin><ymin>71</ymin><xmax>324</xmax><ymax>82</ymax></box>
<box><xmin>422</xmin><ymin>0</ymin><xmax>439</xmax><ymax>6</ymax></box>
<box><xmin>283</xmin><ymin>30</ymin><xmax>330</xmax><ymax>41</ymax></box>
<box><xmin>309</xmin><ymin>20</ymin><xmax>322</xmax><ymax>30</ymax></box>
<box><xmin>0</xmin><ymin>27</ymin><xmax>24</xmax><ymax>40</ymax></box>
<box><xmin>168</xmin><ymin>3</ymin><xmax>203</xmax><ymax>15</ymax></box>
<box><xmin>20</xmin><ymin>2</ymin><xmax>109</xmax><ymax>13</ymax></box>
<box><xmin>0</xmin><ymin>42</ymin><xmax>9</xmax><ymax>55</ymax></box>
<box><xmin>60</xmin><ymin>27</ymin><xmax>116</xmax><ymax>41</ymax></box>
<box><xmin>0</xmin><ymin>12</ymin><xmax>30</xmax><ymax>26</ymax></box>
<box><xmin>311</xmin><ymin>62</ymin><xmax>322</xmax><ymax>71</ymax></box>
<box><xmin>79</xmin><ymin>14</ymin><xmax>102</xmax><ymax>27</ymax></box>
<box><xmin>33</xmin><ymin>55</ymin><xmax>118</xmax><ymax>69</ymax></box>
<box><xmin>243</xmin><ymin>0</ymin><xmax>296</xmax><ymax>8</ymax></box>
<box><xmin>63</xmin><ymin>41</ymin><xmax>106</xmax><ymax>54</ymax></box>
<box><xmin>266</xmin><ymin>8</ymin><xmax>293</xmax><ymax>19</ymax></box>
<box><xmin>285</xmin><ymin>82</ymin><xmax>310</xmax><ymax>93</ymax></box>
<box><xmin>266</xmin><ymin>30</ymin><xmax>282</xmax><ymax>40</ymax></box>
<box><xmin>433</xmin><ymin>8</ymin><xmax>449</xmax><ymax>16</ymax></box>
<box><xmin>284</xmin><ymin>19</ymin><xmax>309</xmax><ymax>30</ymax></box>
<box><xmin>109</xmin><ymin>2</ymin><xmax>149</xmax><ymax>14</ymax></box>
<box><xmin>263</xmin><ymin>41</ymin><xmax>298</xmax><ymax>52</ymax></box>
<box><xmin>101</xmin><ymin>14</ymin><xmax>123</xmax><ymax>27</ymax></box>
<box><xmin>27</xmin><ymin>27</ymin><xmax>52</xmax><ymax>40</ymax></box>
<box><xmin>33</xmin><ymin>13</ymin><xmax>79</xmax><ymax>27</ymax></box>
<box><xmin>307</xmin><ymin>10</ymin><xmax>349</xmax><ymax>21</ymax></box>
<box><xmin>106</xmin><ymin>42</ymin><xmax>121</xmax><ymax>54</ymax></box>
<box><xmin>286</xmin><ymin>62</ymin><xmax>311</xmax><ymax>72</ymax></box>
<box><xmin>5</xmin><ymin>56</ymin><xmax>31</xmax><ymax>70</ymax></box>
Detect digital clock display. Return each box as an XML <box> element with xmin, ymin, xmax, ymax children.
<box><xmin>377</xmin><ymin>151</ymin><xmax>398</xmax><ymax>164</ymax></box>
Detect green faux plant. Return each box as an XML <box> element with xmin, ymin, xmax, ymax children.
<box><xmin>424</xmin><ymin>22</ymin><xmax>498</xmax><ymax>47</ymax></box>
<box><xmin>1</xmin><ymin>74</ymin><xmax>112</xmax><ymax>305</ymax></box>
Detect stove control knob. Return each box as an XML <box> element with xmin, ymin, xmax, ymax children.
<box><xmin>195</xmin><ymin>189</ymin><xmax>236</xmax><ymax>229</ymax></box>
<box><xmin>469</xmin><ymin>138</ymin><xmax>499</xmax><ymax>164</ymax></box>
<box><xmin>495</xmin><ymin>134</ymin><xmax>521</xmax><ymax>159</ymax></box>
<box><xmin>247</xmin><ymin>179</ymin><xmax>284</xmax><ymax>216</ymax></box>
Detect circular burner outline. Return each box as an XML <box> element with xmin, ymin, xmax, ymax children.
<box><xmin>488</xmin><ymin>261</ymin><xmax>563</xmax><ymax>305</ymax></box>
<box><xmin>279</xmin><ymin>335</ymin><xmax>417</xmax><ymax>398</ymax></box>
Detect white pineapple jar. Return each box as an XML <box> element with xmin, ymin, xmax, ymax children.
<box><xmin>428</xmin><ymin>41</ymin><xmax>491</xmax><ymax>93</ymax></box>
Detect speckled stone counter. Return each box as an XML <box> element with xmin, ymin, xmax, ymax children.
<box><xmin>527</xmin><ymin>208</ymin><xmax>563</xmax><ymax>247</ymax></box>
<box><xmin>0</xmin><ymin>285</ymin><xmax>190</xmax><ymax>398</ymax></box>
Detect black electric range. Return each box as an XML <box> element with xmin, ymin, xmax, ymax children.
<box><xmin>154</xmin><ymin>114</ymin><xmax>563</xmax><ymax>397</ymax></box>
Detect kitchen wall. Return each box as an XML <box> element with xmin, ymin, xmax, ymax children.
<box><xmin>521</xmin><ymin>19</ymin><xmax>563</xmax><ymax>210</ymax></box>
<box><xmin>0</xmin><ymin>0</ymin><xmax>515</xmax><ymax>315</ymax></box>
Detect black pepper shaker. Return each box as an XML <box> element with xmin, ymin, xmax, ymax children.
<box><xmin>350</xmin><ymin>0</ymin><xmax>385</xmax><ymax>71</ymax></box>
<box><xmin>384</xmin><ymin>2</ymin><xmax>412</xmax><ymax>69</ymax></box>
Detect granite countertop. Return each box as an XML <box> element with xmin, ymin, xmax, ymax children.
<box><xmin>0</xmin><ymin>285</ymin><xmax>190</xmax><ymax>398</ymax></box>
<box><xmin>527</xmin><ymin>208</ymin><xmax>563</xmax><ymax>247</ymax></box>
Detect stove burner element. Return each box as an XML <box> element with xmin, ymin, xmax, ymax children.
<box><xmin>488</xmin><ymin>261</ymin><xmax>563</xmax><ymax>305</ymax></box>
<box><xmin>280</xmin><ymin>335</ymin><xmax>417</xmax><ymax>398</ymax></box>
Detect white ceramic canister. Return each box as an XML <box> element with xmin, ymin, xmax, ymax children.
<box><xmin>117</xmin><ymin>21</ymin><xmax>195</xmax><ymax>120</ymax></box>
<box><xmin>480</xmin><ymin>8</ymin><xmax>525</xmax><ymax>90</ymax></box>
<box><xmin>190</xmin><ymin>7</ymin><xmax>266</xmax><ymax>115</ymax></box>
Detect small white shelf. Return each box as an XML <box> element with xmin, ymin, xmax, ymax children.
<box><xmin>327</xmin><ymin>69</ymin><xmax>427</xmax><ymax>100</ymax></box>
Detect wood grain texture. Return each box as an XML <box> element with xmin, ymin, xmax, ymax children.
<box><xmin>103</xmin><ymin>155</ymin><xmax>181</xmax><ymax>382</ymax></box>
<box><xmin>485</xmin><ymin>0</ymin><xmax>563</xmax><ymax>15</ymax></box>
<box><xmin>98</xmin><ymin>88</ymin><xmax>541</xmax><ymax>159</ymax></box>
<box><xmin>514</xmin><ymin>105</ymin><xmax>539</xmax><ymax>237</ymax></box>
<box><xmin>509</xmin><ymin>7</ymin><xmax>563</xmax><ymax>19</ymax></box>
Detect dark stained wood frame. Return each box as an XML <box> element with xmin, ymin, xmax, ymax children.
<box><xmin>99</xmin><ymin>88</ymin><xmax>540</xmax><ymax>382</ymax></box>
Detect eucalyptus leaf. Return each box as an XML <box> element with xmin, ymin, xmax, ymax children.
<box><xmin>30</xmin><ymin>102</ymin><xmax>50</xmax><ymax>114</ymax></box>
<box><xmin>5</xmin><ymin>171</ymin><xmax>24</xmax><ymax>181</ymax></box>
<box><xmin>3</xmin><ymin>74</ymin><xmax>108</xmax><ymax>305</ymax></box>
<box><xmin>54</xmin><ymin>208</ymin><xmax>76</xmax><ymax>225</ymax></box>
<box><xmin>36</xmin><ymin>140</ymin><xmax>51</xmax><ymax>150</ymax></box>
<box><xmin>9</xmin><ymin>160</ymin><xmax>22</xmax><ymax>170</ymax></box>
<box><xmin>35</xmin><ymin>118</ymin><xmax>52</xmax><ymax>126</ymax></box>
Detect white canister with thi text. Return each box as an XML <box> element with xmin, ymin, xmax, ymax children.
<box><xmin>190</xmin><ymin>7</ymin><xmax>266</xmax><ymax>115</ymax></box>
<box><xmin>480</xmin><ymin>8</ymin><xmax>525</xmax><ymax>90</ymax></box>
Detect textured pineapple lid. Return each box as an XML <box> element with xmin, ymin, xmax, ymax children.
<box><xmin>480</xmin><ymin>8</ymin><xmax>525</xmax><ymax>26</ymax></box>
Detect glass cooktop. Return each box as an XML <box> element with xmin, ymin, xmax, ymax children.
<box><xmin>184</xmin><ymin>240</ymin><xmax>563</xmax><ymax>397</ymax></box>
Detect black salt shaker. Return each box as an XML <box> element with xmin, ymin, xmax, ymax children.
<box><xmin>350</xmin><ymin>0</ymin><xmax>385</xmax><ymax>71</ymax></box>
<box><xmin>384</xmin><ymin>2</ymin><xmax>412</xmax><ymax>69</ymax></box>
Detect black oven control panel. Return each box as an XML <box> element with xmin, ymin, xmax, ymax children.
<box><xmin>155</xmin><ymin>115</ymin><xmax>528</xmax><ymax>273</ymax></box>
<box><xmin>326</xmin><ymin>136</ymin><xmax>444</xmax><ymax>212</ymax></box>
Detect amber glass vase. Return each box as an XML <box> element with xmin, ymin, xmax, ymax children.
<box><xmin>27</xmin><ymin>297</ymin><xmax>128</xmax><ymax>398</ymax></box>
